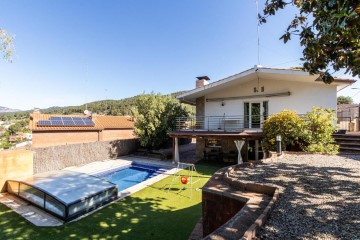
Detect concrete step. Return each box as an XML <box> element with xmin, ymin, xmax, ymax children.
<box><xmin>333</xmin><ymin>136</ymin><xmax>360</xmax><ymax>140</ymax></box>
<box><xmin>339</xmin><ymin>151</ymin><xmax>360</xmax><ymax>155</ymax></box>
<box><xmin>333</xmin><ymin>134</ymin><xmax>360</xmax><ymax>139</ymax></box>
<box><xmin>338</xmin><ymin>142</ymin><xmax>360</xmax><ymax>147</ymax></box>
<box><xmin>335</xmin><ymin>141</ymin><xmax>359</xmax><ymax>146</ymax></box>
<box><xmin>334</xmin><ymin>133</ymin><xmax>360</xmax><ymax>136</ymax></box>
<box><xmin>339</xmin><ymin>146</ymin><xmax>360</xmax><ymax>153</ymax></box>
<box><xmin>333</xmin><ymin>135</ymin><xmax>360</xmax><ymax>145</ymax></box>
<box><xmin>336</xmin><ymin>139</ymin><xmax>360</xmax><ymax>143</ymax></box>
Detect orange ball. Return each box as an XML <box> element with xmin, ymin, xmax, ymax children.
<box><xmin>180</xmin><ymin>176</ymin><xmax>189</xmax><ymax>184</ymax></box>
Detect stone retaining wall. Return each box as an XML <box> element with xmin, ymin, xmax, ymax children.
<box><xmin>198</xmin><ymin>163</ymin><xmax>280</xmax><ymax>240</ymax></box>
<box><xmin>32</xmin><ymin>138</ymin><xmax>139</xmax><ymax>174</ymax></box>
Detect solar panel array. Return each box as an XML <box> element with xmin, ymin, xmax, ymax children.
<box><xmin>37</xmin><ymin>117</ymin><xmax>95</xmax><ymax>127</ymax></box>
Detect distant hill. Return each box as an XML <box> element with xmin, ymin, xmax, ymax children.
<box><xmin>0</xmin><ymin>106</ymin><xmax>21</xmax><ymax>113</ymax></box>
<box><xmin>0</xmin><ymin>91</ymin><xmax>190</xmax><ymax>119</ymax></box>
<box><xmin>41</xmin><ymin>91</ymin><xmax>190</xmax><ymax>116</ymax></box>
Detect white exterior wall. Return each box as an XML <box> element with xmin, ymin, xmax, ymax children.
<box><xmin>204</xmin><ymin>79</ymin><xmax>337</xmax><ymax>117</ymax></box>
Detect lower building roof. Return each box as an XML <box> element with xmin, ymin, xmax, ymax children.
<box><xmin>29</xmin><ymin>113</ymin><xmax>134</xmax><ymax>132</ymax></box>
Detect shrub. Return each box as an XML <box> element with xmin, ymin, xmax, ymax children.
<box><xmin>262</xmin><ymin>107</ymin><xmax>339</xmax><ymax>155</ymax></box>
<box><xmin>262</xmin><ymin>110</ymin><xmax>306</xmax><ymax>152</ymax></box>
<box><xmin>303</xmin><ymin>107</ymin><xmax>338</xmax><ymax>154</ymax></box>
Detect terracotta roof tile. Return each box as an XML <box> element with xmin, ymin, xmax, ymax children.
<box><xmin>93</xmin><ymin>116</ymin><xmax>134</xmax><ymax>129</ymax></box>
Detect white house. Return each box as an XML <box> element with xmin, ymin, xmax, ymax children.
<box><xmin>170</xmin><ymin>66</ymin><xmax>356</xmax><ymax>162</ymax></box>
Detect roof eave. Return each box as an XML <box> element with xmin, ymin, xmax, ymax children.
<box><xmin>177</xmin><ymin>67</ymin><xmax>357</xmax><ymax>100</ymax></box>
<box><xmin>32</xmin><ymin>128</ymin><xmax>102</xmax><ymax>132</ymax></box>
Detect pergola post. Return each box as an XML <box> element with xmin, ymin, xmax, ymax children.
<box><xmin>174</xmin><ymin>137</ymin><xmax>179</xmax><ymax>163</ymax></box>
<box><xmin>255</xmin><ymin>140</ymin><xmax>259</xmax><ymax>161</ymax></box>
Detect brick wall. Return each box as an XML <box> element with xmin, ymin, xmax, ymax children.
<box><xmin>202</xmin><ymin>190</ymin><xmax>246</xmax><ymax>236</ymax></box>
<box><xmin>32</xmin><ymin>131</ymin><xmax>100</xmax><ymax>148</ymax></box>
<box><xmin>32</xmin><ymin>138</ymin><xmax>139</xmax><ymax>174</ymax></box>
<box><xmin>0</xmin><ymin>150</ymin><xmax>33</xmax><ymax>192</ymax></box>
<box><xmin>196</xmin><ymin>96</ymin><xmax>205</xmax><ymax>118</ymax></box>
<box><xmin>102</xmin><ymin>129</ymin><xmax>136</xmax><ymax>141</ymax></box>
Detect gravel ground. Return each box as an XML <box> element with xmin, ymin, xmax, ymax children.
<box><xmin>229</xmin><ymin>153</ymin><xmax>360</xmax><ymax>240</ymax></box>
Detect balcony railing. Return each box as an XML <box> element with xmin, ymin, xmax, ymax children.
<box><xmin>176</xmin><ymin>115</ymin><xmax>267</xmax><ymax>132</ymax></box>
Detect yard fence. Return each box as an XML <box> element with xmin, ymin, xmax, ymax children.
<box><xmin>32</xmin><ymin>138</ymin><xmax>139</xmax><ymax>174</ymax></box>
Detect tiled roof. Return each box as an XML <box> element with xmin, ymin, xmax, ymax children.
<box><xmin>30</xmin><ymin>113</ymin><xmax>134</xmax><ymax>131</ymax></box>
<box><xmin>94</xmin><ymin>116</ymin><xmax>134</xmax><ymax>129</ymax></box>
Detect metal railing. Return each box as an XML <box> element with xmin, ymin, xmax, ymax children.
<box><xmin>176</xmin><ymin>115</ymin><xmax>267</xmax><ymax>132</ymax></box>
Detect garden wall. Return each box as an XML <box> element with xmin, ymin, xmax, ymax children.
<box><xmin>33</xmin><ymin>138</ymin><xmax>139</xmax><ymax>174</ymax></box>
<box><xmin>0</xmin><ymin>150</ymin><xmax>33</xmax><ymax>192</ymax></box>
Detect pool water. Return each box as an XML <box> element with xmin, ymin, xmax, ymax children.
<box><xmin>96</xmin><ymin>163</ymin><xmax>169</xmax><ymax>191</ymax></box>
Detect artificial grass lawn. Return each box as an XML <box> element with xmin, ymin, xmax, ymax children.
<box><xmin>0</xmin><ymin>162</ymin><xmax>228</xmax><ymax>240</ymax></box>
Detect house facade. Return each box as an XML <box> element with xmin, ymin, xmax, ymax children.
<box><xmin>30</xmin><ymin>111</ymin><xmax>136</xmax><ymax>148</ymax></box>
<box><xmin>170</xmin><ymin>66</ymin><xmax>355</xmax><ymax>162</ymax></box>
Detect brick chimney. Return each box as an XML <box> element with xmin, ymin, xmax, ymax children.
<box><xmin>196</xmin><ymin>76</ymin><xmax>210</xmax><ymax>88</ymax></box>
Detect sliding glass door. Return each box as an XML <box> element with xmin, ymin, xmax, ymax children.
<box><xmin>244</xmin><ymin>101</ymin><xmax>268</xmax><ymax>129</ymax></box>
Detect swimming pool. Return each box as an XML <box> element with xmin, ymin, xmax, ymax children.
<box><xmin>95</xmin><ymin>163</ymin><xmax>170</xmax><ymax>191</ymax></box>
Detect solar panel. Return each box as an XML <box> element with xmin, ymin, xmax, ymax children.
<box><xmin>50</xmin><ymin>117</ymin><xmax>62</xmax><ymax>121</ymax></box>
<box><xmin>85</xmin><ymin>121</ymin><xmax>95</xmax><ymax>126</ymax></box>
<box><xmin>37</xmin><ymin>117</ymin><xmax>95</xmax><ymax>127</ymax></box>
<box><xmin>38</xmin><ymin>120</ymin><xmax>52</xmax><ymax>126</ymax></box>
<box><xmin>51</xmin><ymin>120</ymin><xmax>64</xmax><ymax>126</ymax></box>
<box><xmin>74</xmin><ymin>120</ymin><xmax>86</xmax><ymax>126</ymax></box>
<box><xmin>63</xmin><ymin>120</ymin><xmax>75</xmax><ymax>126</ymax></box>
<box><xmin>61</xmin><ymin>117</ymin><xmax>73</xmax><ymax>121</ymax></box>
<box><xmin>81</xmin><ymin>118</ymin><xmax>94</xmax><ymax>126</ymax></box>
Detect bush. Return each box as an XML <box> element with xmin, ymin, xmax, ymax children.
<box><xmin>262</xmin><ymin>108</ymin><xmax>339</xmax><ymax>155</ymax></box>
<box><xmin>131</xmin><ymin>93</ymin><xmax>192</xmax><ymax>150</ymax></box>
<box><xmin>303</xmin><ymin>107</ymin><xmax>338</xmax><ymax>154</ymax></box>
<box><xmin>262</xmin><ymin>110</ymin><xmax>306</xmax><ymax>152</ymax></box>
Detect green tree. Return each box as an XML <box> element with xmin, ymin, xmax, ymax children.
<box><xmin>8</xmin><ymin>124</ymin><xmax>21</xmax><ymax>135</ymax></box>
<box><xmin>7</xmin><ymin>119</ymin><xmax>29</xmax><ymax>135</ymax></box>
<box><xmin>131</xmin><ymin>93</ymin><xmax>192</xmax><ymax>150</ymax></box>
<box><xmin>337</xmin><ymin>95</ymin><xmax>354</xmax><ymax>104</ymax></box>
<box><xmin>260</xmin><ymin>1</ymin><xmax>359</xmax><ymax>83</ymax></box>
<box><xmin>0</xmin><ymin>28</ymin><xmax>14</xmax><ymax>62</ymax></box>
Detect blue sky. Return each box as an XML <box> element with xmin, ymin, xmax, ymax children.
<box><xmin>0</xmin><ymin>0</ymin><xmax>358</xmax><ymax>110</ymax></box>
